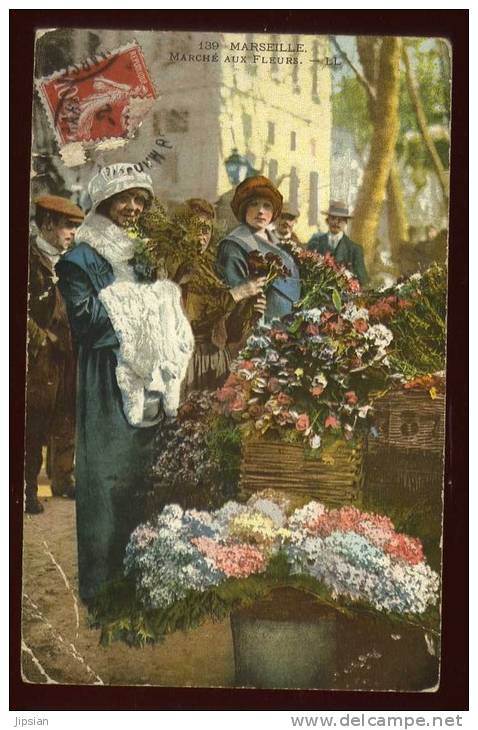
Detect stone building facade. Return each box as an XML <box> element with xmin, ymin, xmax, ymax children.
<box><xmin>32</xmin><ymin>28</ymin><xmax>332</xmax><ymax>240</ymax></box>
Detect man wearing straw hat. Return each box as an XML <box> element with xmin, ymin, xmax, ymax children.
<box><xmin>307</xmin><ymin>200</ymin><xmax>368</xmax><ymax>286</ymax></box>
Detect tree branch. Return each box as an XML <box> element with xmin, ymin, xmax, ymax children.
<box><xmin>330</xmin><ymin>35</ymin><xmax>376</xmax><ymax>104</ymax></box>
<box><xmin>402</xmin><ymin>44</ymin><xmax>449</xmax><ymax>203</ymax></box>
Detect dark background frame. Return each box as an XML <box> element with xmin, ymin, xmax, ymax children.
<box><xmin>10</xmin><ymin>8</ymin><xmax>468</xmax><ymax>712</ymax></box>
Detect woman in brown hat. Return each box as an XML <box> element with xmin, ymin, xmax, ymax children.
<box><xmin>216</xmin><ymin>175</ymin><xmax>300</xmax><ymax>322</ymax></box>
<box><xmin>170</xmin><ymin>198</ymin><xmax>266</xmax><ymax>392</ymax></box>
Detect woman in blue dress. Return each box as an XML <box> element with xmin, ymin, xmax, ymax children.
<box><xmin>216</xmin><ymin>176</ymin><xmax>300</xmax><ymax>323</ymax></box>
<box><xmin>56</xmin><ymin>164</ymin><xmax>177</xmax><ymax>604</ymax></box>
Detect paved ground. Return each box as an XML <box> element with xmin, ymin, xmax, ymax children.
<box><xmin>21</xmin><ymin>495</ymin><xmax>235</xmax><ymax>688</ymax></box>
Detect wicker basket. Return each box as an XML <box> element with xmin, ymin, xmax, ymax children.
<box><xmin>239</xmin><ymin>438</ymin><xmax>365</xmax><ymax>507</ymax></box>
<box><xmin>369</xmin><ymin>390</ymin><xmax>445</xmax><ymax>454</ymax></box>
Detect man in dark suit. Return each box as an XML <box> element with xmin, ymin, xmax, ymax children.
<box><xmin>307</xmin><ymin>200</ymin><xmax>368</xmax><ymax>286</ymax></box>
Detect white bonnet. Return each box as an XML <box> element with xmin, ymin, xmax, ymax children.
<box><xmin>88</xmin><ymin>163</ymin><xmax>154</xmax><ymax>211</ymax></box>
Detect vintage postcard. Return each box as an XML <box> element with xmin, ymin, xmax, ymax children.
<box><xmin>21</xmin><ymin>25</ymin><xmax>451</xmax><ymax>693</ymax></box>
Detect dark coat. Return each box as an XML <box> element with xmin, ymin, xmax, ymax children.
<box><xmin>307</xmin><ymin>232</ymin><xmax>368</xmax><ymax>286</ymax></box>
<box><xmin>216</xmin><ymin>224</ymin><xmax>301</xmax><ymax>322</ymax></box>
<box><xmin>24</xmin><ymin>238</ymin><xmax>76</xmax><ymax>492</ymax></box>
<box><xmin>56</xmin><ymin>241</ymin><xmax>159</xmax><ymax>602</ymax></box>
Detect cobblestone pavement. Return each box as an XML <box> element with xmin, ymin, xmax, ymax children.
<box><xmin>21</xmin><ymin>497</ymin><xmax>235</xmax><ymax>687</ymax></box>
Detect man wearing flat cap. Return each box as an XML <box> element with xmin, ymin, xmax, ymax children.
<box><xmin>25</xmin><ymin>195</ymin><xmax>84</xmax><ymax>513</ymax></box>
<box><xmin>307</xmin><ymin>200</ymin><xmax>368</xmax><ymax>286</ymax></box>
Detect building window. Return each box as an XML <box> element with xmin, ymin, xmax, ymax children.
<box><xmin>312</xmin><ymin>40</ymin><xmax>319</xmax><ymax>102</ymax></box>
<box><xmin>290</xmin><ymin>131</ymin><xmax>297</xmax><ymax>151</ymax></box>
<box><xmin>289</xmin><ymin>166</ymin><xmax>299</xmax><ymax>209</ymax></box>
<box><xmin>270</xmin><ymin>35</ymin><xmax>280</xmax><ymax>77</ymax></box>
<box><xmin>268</xmin><ymin>159</ymin><xmax>278</xmax><ymax>184</ymax></box>
<box><xmin>268</xmin><ymin>121</ymin><xmax>275</xmax><ymax>145</ymax></box>
<box><xmin>309</xmin><ymin>171</ymin><xmax>319</xmax><ymax>226</ymax></box>
<box><xmin>243</xmin><ymin>113</ymin><xmax>252</xmax><ymax>142</ymax></box>
<box><xmin>292</xmin><ymin>35</ymin><xmax>300</xmax><ymax>93</ymax></box>
<box><xmin>153</xmin><ymin>110</ymin><xmax>189</xmax><ymax>135</ymax></box>
<box><xmin>245</xmin><ymin>34</ymin><xmax>257</xmax><ymax>75</ymax></box>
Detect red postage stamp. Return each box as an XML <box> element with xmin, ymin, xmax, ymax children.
<box><xmin>35</xmin><ymin>41</ymin><xmax>157</xmax><ymax>147</ymax></box>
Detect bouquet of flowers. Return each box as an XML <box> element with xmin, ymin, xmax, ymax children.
<box><xmin>363</xmin><ymin>264</ymin><xmax>446</xmax><ymax>379</ymax></box>
<box><xmin>216</xmin><ymin>301</ymin><xmax>397</xmax><ymax>450</ymax></box>
<box><xmin>124</xmin><ymin>494</ymin><xmax>439</xmax><ymax>620</ymax></box>
<box><xmin>149</xmin><ymin>390</ymin><xmax>241</xmax><ymax>512</ymax></box>
<box><xmin>279</xmin><ymin>243</ymin><xmax>361</xmax><ymax>311</ymax></box>
<box><xmin>239</xmin><ymin>250</ymin><xmax>291</xmax><ymax>332</ymax></box>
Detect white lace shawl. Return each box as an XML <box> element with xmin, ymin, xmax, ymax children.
<box><xmin>75</xmin><ymin>212</ymin><xmax>137</xmax><ymax>283</ymax></box>
<box><xmin>99</xmin><ymin>279</ymin><xmax>194</xmax><ymax>426</ymax></box>
<box><xmin>75</xmin><ymin>213</ymin><xmax>194</xmax><ymax>426</ymax></box>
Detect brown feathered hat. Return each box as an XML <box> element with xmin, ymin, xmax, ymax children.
<box><xmin>230</xmin><ymin>175</ymin><xmax>283</xmax><ymax>222</ymax></box>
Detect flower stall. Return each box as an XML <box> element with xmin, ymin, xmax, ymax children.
<box><xmin>89</xmin><ymin>256</ymin><xmax>446</xmax><ymax>689</ymax></box>
<box><xmin>91</xmin><ymin>492</ymin><xmax>440</xmax><ymax>688</ymax></box>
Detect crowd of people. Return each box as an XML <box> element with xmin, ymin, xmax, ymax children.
<box><xmin>25</xmin><ymin>162</ymin><xmax>369</xmax><ymax>605</ymax></box>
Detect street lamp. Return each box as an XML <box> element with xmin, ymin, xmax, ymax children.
<box><xmin>225</xmin><ymin>148</ymin><xmax>256</xmax><ymax>185</ymax></box>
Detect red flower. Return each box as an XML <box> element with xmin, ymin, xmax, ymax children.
<box><xmin>325</xmin><ymin>414</ymin><xmax>340</xmax><ymax>429</ymax></box>
<box><xmin>398</xmin><ymin>298</ymin><xmax>412</xmax><ymax>310</ymax></box>
<box><xmin>295</xmin><ymin>413</ymin><xmax>310</xmax><ymax>432</ymax></box>
<box><xmin>345</xmin><ymin>391</ymin><xmax>358</xmax><ymax>405</ymax></box>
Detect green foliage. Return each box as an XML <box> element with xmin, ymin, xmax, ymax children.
<box><xmin>206</xmin><ymin>415</ymin><xmax>243</xmax><ymax>493</ymax></box>
<box><xmin>332</xmin><ymin>38</ymin><xmax>450</xmax><ymax>179</ymax></box>
<box><xmin>332</xmin><ymin>75</ymin><xmax>372</xmax><ymax>155</ymax></box>
<box><xmin>388</xmin><ymin>265</ymin><xmax>447</xmax><ymax>378</ymax></box>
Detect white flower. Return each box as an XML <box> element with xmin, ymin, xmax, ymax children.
<box><xmin>310</xmin><ymin>434</ymin><xmax>322</xmax><ymax>449</ymax></box>
<box><xmin>303</xmin><ymin>308</ymin><xmax>324</xmax><ymax>323</ymax></box>
<box><xmin>312</xmin><ymin>372</ymin><xmax>328</xmax><ymax>388</ymax></box>
<box><xmin>342</xmin><ymin>303</ymin><xmax>369</xmax><ymax>323</ymax></box>
<box><xmin>358</xmin><ymin>405</ymin><xmax>373</xmax><ymax>418</ymax></box>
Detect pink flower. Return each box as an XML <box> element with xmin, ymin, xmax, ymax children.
<box><xmin>267</xmin><ymin>377</ymin><xmax>281</xmax><ymax>393</ymax></box>
<box><xmin>348</xmin><ymin>278</ymin><xmax>361</xmax><ymax>293</ymax></box>
<box><xmin>383</xmin><ymin>534</ymin><xmax>424</xmax><ymax>565</ymax></box>
<box><xmin>310</xmin><ymin>385</ymin><xmax>324</xmax><ymax>397</ymax></box>
<box><xmin>230</xmin><ymin>395</ymin><xmax>247</xmax><ymax>412</ymax></box>
<box><xmin>275</xmin><ymin>410</ymin><xmax>294</xmax><ymax>426</ymax></box>
<box><xmin>238</xmin><ymin>359</ymin><xmax>254</xmax><ymax>371</ymax></box>
<box><xmin>324</xmin><ymin>414</ymin><xmax>340</xmax><ymax>429</ymax></box>
<box><xmin>216</xmin><ymin>386</ymin><xmax>237</xmax><ymax>403</ymax></box>
<box><xmin>272</xmin><ymin>330</ymin><xmax>289</xmax><ymax>343</ymax></box>
<box><xmin>193</xmin><ymin>537</ymin><xmax>266</xmax><ymax>578</ymax></box>
<box><xmin>305</xmin><ymin>323</ymin><xmax>321</xmax><ymax>336</ymax></box>
<box><xmin>248</xmin><ymin>404</ymin><xmax>264</xmax><ymax>420</ymax></box>
<box><xmin>353</xmin><ymin>318</ymin><xmax>369</xmax><ymax>333</ymax></box>
<box><xmin>295</xmin><ymin>413</ymin><xmax>310</xmax><ymax>432</ymax></box>
<box><xmin>345</xmin><ymin>391</ymin><xmax>358</xmax><ymax>405</ymax></box>
<box><xmin>277</xmin><ymin>392</ymin><xmax>293</xmax><ymax>406</ymax></box>
<box><xmin>224</xmin><ymin>373</ymin><xmax>242</xmax><ymax>388</ymax></box>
